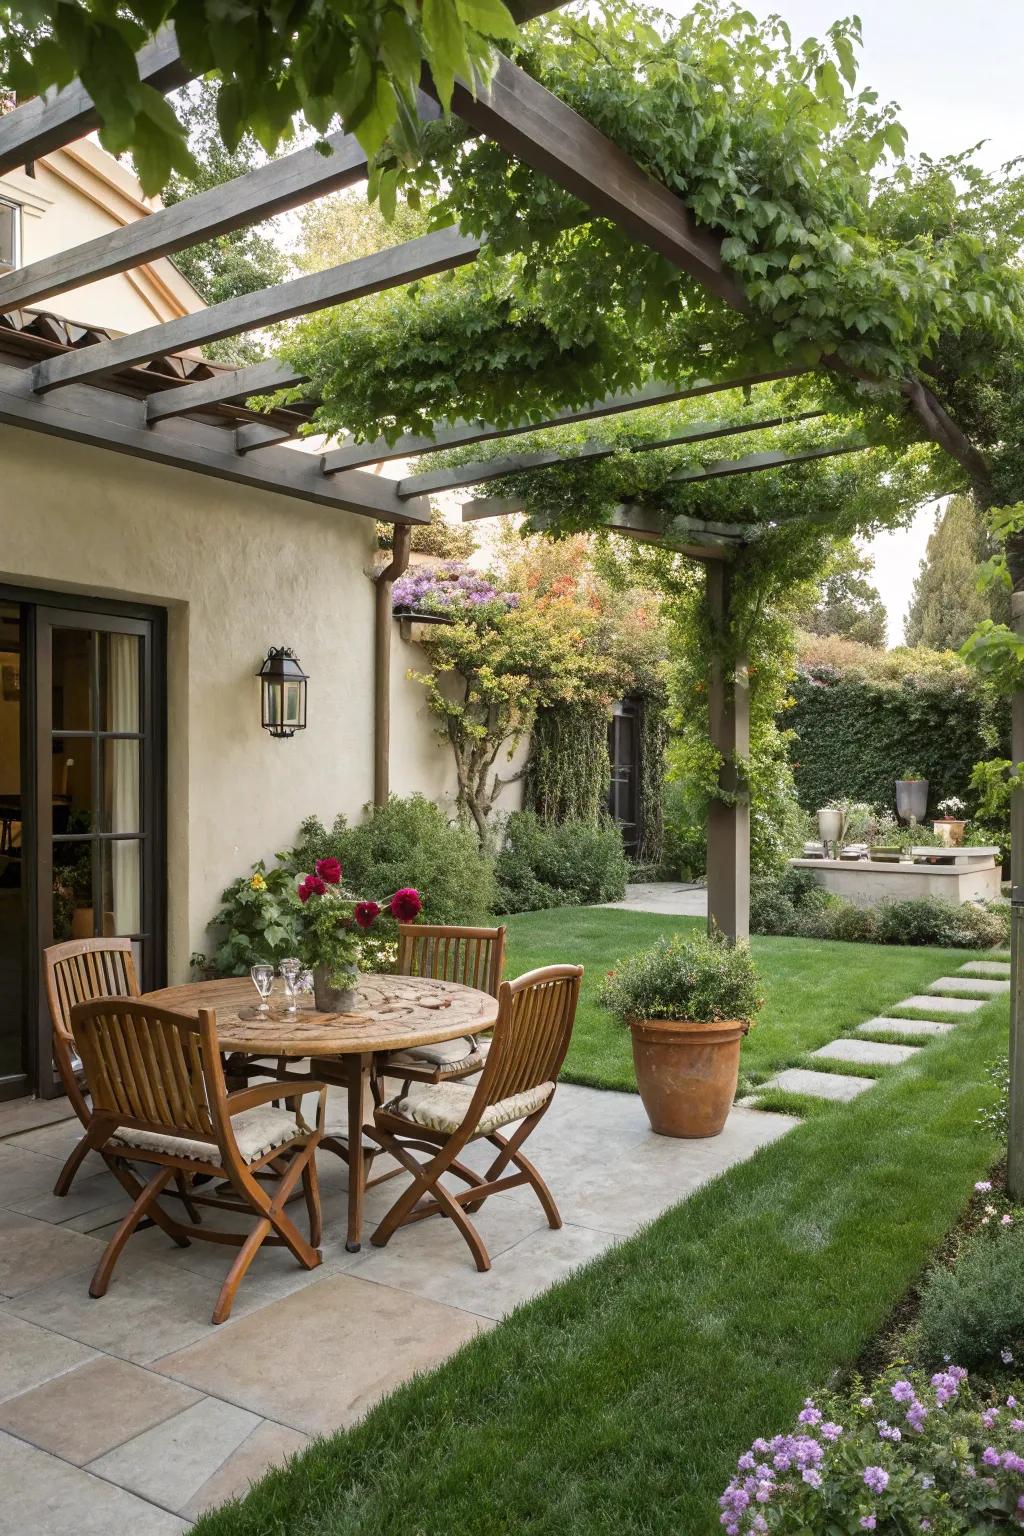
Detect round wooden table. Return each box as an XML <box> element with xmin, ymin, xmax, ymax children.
<box><xmin>142</xmin><ymin>973</ymin><xmax>497</xmax><ymax>1250</ymax></box>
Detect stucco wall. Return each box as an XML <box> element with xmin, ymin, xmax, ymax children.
<box><xmin>0</xmin><ymin>423</ymin><xmax>523</xmax><ymax>977</ymax></box>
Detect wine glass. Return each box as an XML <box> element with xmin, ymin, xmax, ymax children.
<box><xmin>279</xmin><ymin>956</ymin><xmax>301</xmax><ymax>1016</ymax></box>
<box><xmin>250</xmin><ymin>960</ymin><xmax>274</xmax><ymax>1017</ymax></box>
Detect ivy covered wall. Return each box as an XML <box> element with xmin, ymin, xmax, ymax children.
<box><xmin>786</xmin><ymin>662</ymin><xmax>1008</xmax><ymax>813</ymax></box>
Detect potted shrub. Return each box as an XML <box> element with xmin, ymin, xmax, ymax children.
<box><xmin>600</xmin><ymin>932</ymin><xmax>763</xmax><ymax>1138</ymax></box>
<box><xmin>933</xmin><ymin>795</ymin><xmax>968</xmax><ymax>846</ymax></box>
<box><xmin>896</xmin><ymin>770</ymin><xmax>929</xmax><ymax>825</ymax></box>
<box><xmin>295</xmin><ymin>857</ymin><xmax>422</xmax><ymax>1011</ymax></box>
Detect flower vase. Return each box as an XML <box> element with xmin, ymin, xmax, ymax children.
<box><xmin>313</xmin><ymin>963</ymin><xmax>359</xmax><ymax>1013</ymax></box>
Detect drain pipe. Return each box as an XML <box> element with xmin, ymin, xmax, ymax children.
<box><xmin>373</xmin><ymin>522</ymin><xmax>412</xmax><ymax>807</ymax></box>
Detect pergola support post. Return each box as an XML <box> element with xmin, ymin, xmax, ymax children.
<box><xmin>1007</xmin><ymin>590</ymin><xmax>1024</xmax><ymax>1198</ymax></box>
<box><xmin>705</xmin><ymin>563</ymin><xmax>750</xmax><ymax>944</ymax></box>
<box><xmin>373</xmin><ymin>526</ymin><xmax>412</xmax><ymax>807</ymax></box>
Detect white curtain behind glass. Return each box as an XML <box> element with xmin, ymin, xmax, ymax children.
<box><xmin>107</xmin><ymin>635</ymin><xmax>141</xmax><ymax>936</ymax></box>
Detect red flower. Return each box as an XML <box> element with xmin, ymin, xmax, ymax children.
<box><xmin>389</xmin><ymin>887</ymin><xmax>422</xmax><ymax>922</ymax></box>
<box><xmin>315</xmin><ymin>857</ymin><xmax>342</xmax><ymax>885</ymax></box>
<box><xmin>298</xmin><ymin>874</ymin><xmax>327</xmax><ymax>904</ymax></box>
<box><xmin>354</xmin><ymin>900</ymin><xmax>380</xmax><ymax>930</ymax></box>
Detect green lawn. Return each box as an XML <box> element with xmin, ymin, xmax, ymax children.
<box><xmin>504</xmin><ymin>908</ymin><xmax>979</xmax><ymax>1094</ymax></box>
<box><xmin>195</xmin><ymin>989</ymin><xmax>1007</xmax><ymax>1536</ymax></box>
<box><xmin>194</xmin><ymin>917</ymin><xmax>1008</xmax><ymax>1536</ymax></box>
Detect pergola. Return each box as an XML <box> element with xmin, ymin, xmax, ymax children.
<box><xmin>0</xmin><ymin>21</ymin><xmax>886</xmax><ymax>949</ymax></box>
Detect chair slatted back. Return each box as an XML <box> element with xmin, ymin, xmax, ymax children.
<box><xmin>477</xmin><ymin>965</ymin><xmax>582</xmax><ymax>1106</ymax></box>
<box><xmin>45</xmin><ymin>937</ymin><xmax>139</xmax><ymax>1046</ymax></box>
<box><xmin>70</xmin><ymin>997</ymin><xmax>220</xmax><ymax>1140</ymax></box>
<box><xmin>397</xmin><ymin>923</ymin><xmax>506</xmax><ymax>999</ymax></box>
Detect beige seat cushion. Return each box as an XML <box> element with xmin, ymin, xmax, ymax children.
<box><xmin>113</xmin><ymin>1105</ymin><xmax>304</xmax><ymax>1165</ymax></box>
<box><xmin>386</xmin><ymin>1079</ymin><xmax>554</xmax><ymax>1137</ymax></box>
<box><xmin>385</xmin><ymin>1035</ymin><xmax>487</xmax><ymax>1074</ymax></box>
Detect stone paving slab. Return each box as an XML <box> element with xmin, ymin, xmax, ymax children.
<box><xmin>959</xmin><ymin>961</ymin><xmax>1012</xmax><ymax>977</ymax></box>
<box><xmin>759</xmin><ymin>1067</ymin><xmax>875</xmax><ymax>1102</ymax></box>
<box><xmin>811</xmin><ymin>1037</ymin><xmax>920</xmax><ymax>1067</ymax></box>
<box><xmin>856</xmin><ymin>1017</ymin><xmax>955</xmax><ymax>1039</ymax></box>
<box><xmin>931</xmin><ymin>975</ymin><xmax>1010</xmax><ymax>995</ymax></box>
<box><xmin>0</xmin><ymin>1430</ymin><xmax>186</xmax><ymax>1535</ymax></box>
<box><xmin>897</xmin><ymin>994</ymin><xmax>986</xmax><ymax>1015</ymax></box>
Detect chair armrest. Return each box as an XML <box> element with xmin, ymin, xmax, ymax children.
<box><xmin>226</xmin><ymin>1081</ymin><xmax>328</xmax><ymax>1133</ymax></box>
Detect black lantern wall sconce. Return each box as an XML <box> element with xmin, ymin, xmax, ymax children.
<box><xmin>257</xmin><ymin>647</ymin><xmax>308</xmax><ymax>738</ymax></box>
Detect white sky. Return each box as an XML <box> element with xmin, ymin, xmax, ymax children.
<box><xmin>658</xmin><ymin>0</ymin><xmax>1024</xmax><ymax>643</ymax></box>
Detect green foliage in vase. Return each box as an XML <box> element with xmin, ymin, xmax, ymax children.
<box><xmin>599</xmin><ymin>931</ymin><xmax>763</xmax><ymax>1027</ymax></box>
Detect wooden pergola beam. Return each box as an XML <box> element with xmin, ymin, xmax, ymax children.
<box><xmin>668</xmin><ymin>439</ymin><xmax>867</xmax><ymax>482</ymax></box>
<box><xmin>321</xmin><ymin>367</ymin><xmax>809</xmax><ymax>473</ymax></box>
<box><xmin>145</xmin><ymin>360</ymin><xmax>309</xmax><ymax>423</ymax></box>
<box><xmin>0</xmin><ymin>29</ymin><xmax>190</xmax><ymax>176</ymax></box>
<box><xmin>0</xmin><ymin>130</ymin><xmax>371</xmax><ymax>312</ymax></box>
<box><xmin>395</xmin><ymin>408</ymin><xmax>825</xmax><ymax>497</ymax></box>
<box><xmin>30</xmin><ymin>227</ymin><xmax>482</xmax><ymax>394</ymax></box>
<box><xmin>444</xmin><ymin>54</ymin><xmax>747</xmax><ymax>310</ymax></box>
<box><xmin>0</xmin><ymin>359</ymin><xmax>428</xmax><ymax>523</ymax></box>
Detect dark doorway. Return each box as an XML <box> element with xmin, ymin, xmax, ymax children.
<box><xmin>608</xmin><ymin>697</ymin><xmax>640</xmax><ymax>859</ymax></box>
<box><xmin>0</xmin><ymin>590</ymin><xmax>166</xmax><ymax>1100</ymax></box>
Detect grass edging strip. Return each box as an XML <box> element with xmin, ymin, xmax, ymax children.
<box><xmin>194</xmin><ymin>997</ymin><xmax>1006</xmax><ymax>1536</ymax></box>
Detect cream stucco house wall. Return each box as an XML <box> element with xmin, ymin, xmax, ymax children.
<box><xmin>0</xmin><ymin>137</ymin><xmax>524</xmax><ymax>1100</ymax></box>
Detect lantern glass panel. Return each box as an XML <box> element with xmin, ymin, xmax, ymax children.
<box><xmin>283</xmin><ymin>680</ymin><xmax>304</xmax><ymax>727</ymax></box>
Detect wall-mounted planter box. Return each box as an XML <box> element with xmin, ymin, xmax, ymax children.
<box><xmin>393</xmin><ymin>609</ymin><xmax>456</xmax><ymax>643</ymax></box>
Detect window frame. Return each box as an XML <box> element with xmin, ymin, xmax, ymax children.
<box><xmin>0</xmin><ymin>196</ymin><xmax>20</xmax><ymax>274</ymax></box>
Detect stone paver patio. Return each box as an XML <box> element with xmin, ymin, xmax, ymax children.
<box><xmin>0</xmin><ymin>1083</ymin><xmax>795</xmax><ymax>1530</ymax></box>
<box><xmin>600</xmin><ymin>881</ymin><xmax>707</xmax><ymax>916</ymax></box>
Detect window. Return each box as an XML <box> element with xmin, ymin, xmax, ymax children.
<box><xmin>0</xmin><ymin>199</ymin><xmax>18</xmax><ymax>274</ymax></box>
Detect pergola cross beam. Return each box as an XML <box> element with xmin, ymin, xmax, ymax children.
<box><xmin>145</xmin><ymin>360</ymin><xmax>309</xmax><ymax>423</ymax></box>
<box><xmin>29</xmin><ymin>226</ymin><xmax>482</xmax><ymax>394</ymax></box>
<box><xmin>394</xmin><ymin>409</ymin><xmax>826</xmax><ymax>497</ymax></box>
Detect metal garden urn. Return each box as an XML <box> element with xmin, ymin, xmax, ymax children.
<box><xmin>313</xmin><ymin>964</ymin><xmax>359</xmax><ymax>1013</ymax></box>
<box><xmin>817</xmin><ymin>808</ymin><xmax>843</xmax><ymax>854</ymax></box>
<box><xmin>895</xmin><ymin>779</ymin><xmax>928</xmax><ymax>825</ymax></box>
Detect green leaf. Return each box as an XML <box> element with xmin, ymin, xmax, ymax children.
<box><xmin>453</xmin><ymin>0</ymin><xmax>519</xmax><ymax>43</ymax></box>
<box><xmin>423</xmin><ymin>0</ymin><xmax>472</xmax><ymax>108</ymax></box>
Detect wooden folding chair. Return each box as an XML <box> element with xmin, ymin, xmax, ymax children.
<box><xmin>377</xmin><ymin>923</ymin><xmax>507</xmax><ymax>1093</ymax></box>
<box><xmin>369</xmin><ymin>963</ymin><xmax>582</xmax><ymax>1272</ymax></box>
<box><xmin>44</xmin><ymin>937</ymin><xmax>140</xmax><ymax>1197</ymax></box>
<box><xmin>70</xmin><ymin>996</ymin><xmax>326</xmax><ymax>1324</ymax></box>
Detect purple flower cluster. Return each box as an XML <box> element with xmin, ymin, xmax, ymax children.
<box><xmin>719</xmin><ymin>1368</ymin><xmax>1024</xmax><ymax>1534</ymax></box>
<box><xmin>391</xmin><ymin>563</ymin><xmax>519</xmax><ymax>617</ymax></box>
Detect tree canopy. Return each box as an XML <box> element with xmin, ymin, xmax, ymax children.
<box><xmin>798</xmin><ymin>542</ymin><xmax>887</xmax><ymax>649</ymax></box>
<box><xmin>904</xmin><ymin>495</ymin><xmax>1006</xmax><ymax>652</ymax></box>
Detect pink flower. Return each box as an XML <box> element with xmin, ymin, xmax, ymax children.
<box><xmin>390</xmin><ymin>887</ymin><xmax>422</xmax><ymax>922</ymax></box>
<box><xmin>298</xmin><ymin>874</ymin><xmax>326</xmax><ymax>904</ymax></box>
<box><xmin>354</xmin><ymin>900</ymin><xmax>380</xmax><ymax>931</ymax></box>
<box><xmin>975</xmin><ymin>1181</ymin><xmax>993</xmax><ymax>1193</ymax></box>
<box><xmin>315</xmin><ymin>857</ymin><xmax>342</xmax><ymax>885</ymax></box>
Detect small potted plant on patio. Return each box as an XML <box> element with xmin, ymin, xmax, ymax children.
<box><xmin>933</xmin><ymin>795</ymin><xmax>968</xmax><ymax>847</ymax></box>
<box><xmin>295</xmin><ymin>857</ymin><xmax>422</xmax><ymax>1010</ymax></box>
<box><xmin>600</xmin><ymin>931</ymin><xmax>763</xmax><ymax>1139</ymax></box>
<box><xmin>896</xmin><ymin>769</ymin><xmax>929</xmax><ymax>825</ymax></box>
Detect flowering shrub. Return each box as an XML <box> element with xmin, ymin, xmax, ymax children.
<box><xmin>720</xmin><ymin>1367</ymin><xmax>1024</xmax><ymax>1533</ymax></box>
<box><xmin>192</xmin><ymin>861</ymin><xmax>299</xmax><ymax>976</ymax></box>
<box><xmin>600</xmin><ymin>931</ymin><xmax>763</xmax><ymax>1027</ymax></box>
<box><xmin>391</xmin><ymin>563</ymin><xmax>518</xmax><ymax>617</ymax></box>
<box><xmin>916</xmin><ymin>1196</ymin><xmax>1024</xmax><ymax>1375</ymax></box>
<box><xmin>295</xmin><ymin>857</ymin><xmax>421</xmax><ymax>985</ymax></box>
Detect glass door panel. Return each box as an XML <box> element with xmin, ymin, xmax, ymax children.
<box><xmin>36</xmin><ymin>610</ymin><xmax>160</xmax><ymax>1060</ymax></box>
<box><xmin>0</xmin><ymin>602</ymin><xmax>25</xmax><ymax>1094</ymax></box>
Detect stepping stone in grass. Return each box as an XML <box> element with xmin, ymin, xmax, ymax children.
<box><xmin>897</xmin><ymin>994</ymin><xmax>986</xmax><ymax>1015</ymax></box>
<box><xmin>760</xmin><ymin>1067</ymin><xmax>875</xmax><ymax>1102</ymax></box>
<box><xmin>930</xmin><ymin>975</ymin><xmax>1010</xmax><ymax>996</ymax></box>
<box><xmin>856</xmin><ymin>1017</ymin><xmax>954</xmax><ymax>1039</ymax></box>
<box><xmin>812</xmin><ymin>1038</ymin><xmax>920</xmax><ymax>1067</ymax></box>
<box><xmin>959</xmin><ymin>960</ymin><xmax>1011</xmax><ymax>978</ymax></box>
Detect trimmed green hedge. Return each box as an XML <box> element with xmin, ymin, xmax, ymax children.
<box><xmin>787</xmin><ymin>666</ymin><xmax>1008</xmax><ymax>812</ymax></box>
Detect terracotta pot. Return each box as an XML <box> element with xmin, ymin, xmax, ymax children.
<box><xmin>628</xmin><ymin>1016</ymin><xmax>749</xmax><ymax>1138</ymax></box>
<box><xmin>933</xmin><ymin>818</ymin><xmax>967</xmax><ymax>847</ymax></box>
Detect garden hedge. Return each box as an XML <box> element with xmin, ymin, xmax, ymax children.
<box><xmin>786</xmin><ymin>663</ymin><xmax>1008</xmax><ymax>813</ymax></box>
